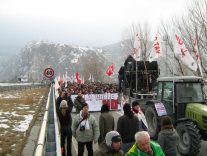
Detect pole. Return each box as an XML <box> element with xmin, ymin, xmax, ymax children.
<box><xmin>163</xmin><ymin>35</ymin><xmax>168</xmax><ymax>76</ymax></box>
<box><xmin>166</xmin><ymin>39</ymin><xmax>167</xmax><ymax>75</ymax></box>
<box><xmin>136</xmin><ymin>61</ymin><xmax>137</xmax><ymax>93</ymax></box>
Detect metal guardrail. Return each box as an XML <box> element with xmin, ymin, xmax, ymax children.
<box><xmin>34</xmin><ymin>85</ymin><xmax>51</xmax><ymax>156</ymax></box>
<box><xmin>34</xmin><ymin>84</ymin><xmax>61</xmax><ymax>156</ymax></box>
<box><xmin>53</xmin><ymin>87</ymin><xmax>61</xmax><ymax>156</ymax></box>
<box><xmin>0</xmin><ymin>84</ymin><xmax>48</xmax><ymax>92</ymax></box>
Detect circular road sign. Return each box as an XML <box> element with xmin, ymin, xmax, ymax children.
<box><xmin>44</xmin><ymin>68</ymin><xmax>55</xmax><ymax>78</ymax></box>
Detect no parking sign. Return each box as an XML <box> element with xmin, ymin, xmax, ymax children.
<box><xmin>44</xmin><ymin>68</ymin><xmax>55</xmax><ymax>78</ymax></box>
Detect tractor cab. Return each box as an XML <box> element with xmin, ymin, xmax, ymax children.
<box><xmin>156</xmin><ymin>76</ymin><xmax>205</xmax><ymax>117</ymax></box>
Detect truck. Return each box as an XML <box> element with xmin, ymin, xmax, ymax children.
<box><xmin>119</xmin><ymin>55</ymin><xmax>207</xmax><ymax>155</ymax></box>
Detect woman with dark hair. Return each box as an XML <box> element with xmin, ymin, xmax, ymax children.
<box><xmin>117</xmin><ymin>103</ymin><xmax>140</xmax><ymax>154</ymax></box>
<box><xmin>157</xmin><ymin>116</ymin><xmax>179</xmax><ymax>156</ymax></box>
<box><xmin>98</xmin><ymin>104</ymin><xmax>115</xmax><ymax>145</ymax></box>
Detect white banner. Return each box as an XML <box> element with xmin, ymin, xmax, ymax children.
<box><xmin>71</xmin><ymin>93</ymin><xmax>120</xmax><ymax>112</ymax></box>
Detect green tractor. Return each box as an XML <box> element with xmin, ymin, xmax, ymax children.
<box><xmin>145</xmin><ymin>76</ymin><xmax>207</xmax><ymax>156</ymax></box>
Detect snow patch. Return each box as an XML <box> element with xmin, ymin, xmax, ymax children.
<box><xmin>0</xmin><ymin>123</ymin><xmax>10</xmax><ymax>128</ymax></box>
<box><xmin>16</xmin><ymin>107</ymin><xmax>30</xmax><ymax>110</ymax></box>
<box><xmin>3</xmin><ymin>95</ymin><xmax>19</xmax><ymax>99</ymax></box>
<box><xmin>13</xmin><ymin>114</ymin><xmax>33</xmax><ymax>132</ymax></box>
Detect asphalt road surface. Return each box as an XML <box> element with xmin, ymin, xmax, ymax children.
<box><xmin>71</xmin><ymin>111</ymin><xmax>207</xmax><ymax>156</ymax></box>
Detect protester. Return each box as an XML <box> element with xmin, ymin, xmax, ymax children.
<box><xmin>56</xmin><ymin>90</ymin><xmax>67</xmax><ymax>110</ymax></box>
<box><xmin>74</xmin><ymin>91</ymin><xmax>86</xmax><ymax>113</ymax></box>
<box><xmin>72</xmin><ymin>103</ymin><xmax>99</xmax><ymax>156</ymax></box>
<box><xmin>127</xmin><ymin>131</ymin><xmax>165</xmax><ymax>156</ymax></box>
<box><xmin>132</xmin><ymin>101</ymin><xmax>148</xmax><ymax>131</ymax></box>
<box><xmin>57</xmin><ymin>100</ymin><xmax>72</xmax><ymax>156</ymax></box>
<box><xmin>94</xmin><ymin>131</ymin><xmax>124</xmax><ymax>156</ymax></box>
<box><xmin>117</xmin><ymin>103</ymin><xmax>140</xmax><ymax>154</ymax></box>
<box><xmin>157</xmin><ymin>116</ymin><xmax>179</xmax><ymax>156</ymax></box>
<box><xmin>98</xmin><ymin>104</ymin><xmax>115</xmax><ymax>144</ymax></box>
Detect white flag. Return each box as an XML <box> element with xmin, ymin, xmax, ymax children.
<box><xmin>88</xmin><ymin>73</ymin><xmax>92</xmax><ymax>81</ymax></box>
<box><xmin>132</xmin><ymin>33</ymin><xmax>141</xmax><ymax>61</ymax></box>
<box><xmin>174</xmin><ymin>34</ymin><xmax>197</xmax><ymax>71</ymax></box>
<box><xmin>193</xmin><ymin>38</ymin><xmax>201</xmax><ymax>64</ymax></box>
<box><xmin>193</xmin><ymin>38</ymin><xmax>203</xmax><ymax>76</ymax></box>
<box><xmin>149</xmin><ymin>34</ymin><xmax>162</xmax><ymax>62</ymax></box>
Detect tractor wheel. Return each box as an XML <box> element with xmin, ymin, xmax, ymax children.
<box><xmin>145</xmin><ymin>106</ymin><xmax>159</xmax><ymax>139</ymax></box>
<box><xmin>176</xmin><ymin>121</ymin><xmax>201</xmax><ymax>156</ymax></box>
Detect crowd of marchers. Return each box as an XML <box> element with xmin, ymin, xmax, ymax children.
<box><xmin>55</xmin><ymin>82</ymin><xmax>179</xmax><ymax>156</ymax></box>
<box><xmin>58</xmin><ymin>81</ymin><xmax>118</xmax><ymax>95</ymax></box>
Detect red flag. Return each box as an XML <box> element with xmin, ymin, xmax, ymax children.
<box><xmin>75</xmin><ymin>72</ymin><xmax>81</xmax><ymax>84</ymax></box>
<box><xmin>106</xmin><ymin>64</ymin><xmax>114</xmax><ymax>76</ymax></box>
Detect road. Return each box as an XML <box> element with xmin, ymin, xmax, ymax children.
<box><xmin>71</xmin><ymin>111</ymin><xmax>207</xmax><ymax>156</ymax></box>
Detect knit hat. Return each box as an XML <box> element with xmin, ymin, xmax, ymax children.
<box><xmin>123</xmin><ymin>103</ymin><xmax>131</xmax><ymax>112</ymax></box>
<box><xmin>105</xmin><ymin>131</ymin><xmax>122</xmax><ymax>147</ymax></box>
<box><xmin>161</xmin><ymin>116</ymin><xmax>173</xmax><ymax>126</ymax></box>
<box><xmin>60</xmin><ymin>100</ymin><xmax>68</xmax><ymax>109</ymax></box>
<box><xmin>101</xmin><ymin>104</ymin><xmax>109</xmax><ymax>113</ymax></box>
<box><xmin>81</xmin><ymin>103</ymin><xmax>88</xmax><ymax>109</ymax></box>
<box><xmin>132</xmin><ymin>101</ymin><xmax>139</xmax><ymax>107</ymax></box>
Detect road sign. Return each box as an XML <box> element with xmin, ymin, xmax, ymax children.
<box><xmin>44</xmin><ymin>68</ymin><xmax>55</xmax><ymax>78</ymax></box>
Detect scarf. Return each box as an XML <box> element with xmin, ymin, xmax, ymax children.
<box><xmin>79</xmin><ymin>111</ymin><xmax>90</xmax><ymax>130</ymax></box>
<box><xmin>133</xmin><ymin>109</ymin><xmax>148</xmax><ymax>129</ymax></box>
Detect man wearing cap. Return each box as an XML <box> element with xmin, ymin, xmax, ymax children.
<box><xmin>127</xmin><ymin>131</ymin><xmax>165</xmax><ymax>156</ymax></box>
<box><xmin>57</xmin><ymin>100</ymin><xmax>72</xmax><ymax>156</ymax></box>
<box><xmin>72</xmin><ymin>103</ymin><xmax>99</xmax><ymax>156</ymax></box>
<box><xmin>94</xmin><ymin>131</ymin><xmax>124</xmax><ymax>156</ymax></box>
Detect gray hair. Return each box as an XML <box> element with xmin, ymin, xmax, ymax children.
<box><xmin>135</xmin><ymin>131</ymin><xmax>150</xmax><ymax>143</ymax></box>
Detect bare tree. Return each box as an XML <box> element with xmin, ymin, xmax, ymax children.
<box><xmin>121</xmin><ymin>22</ymin><xmax>152</xmax><ymax>60</ymax></box>
<box><xmin>80</xmin><ymin>51</ymin><xmax>109</xmax><ymax>83</ymax></box>
<box><xmin>160</xmin><ymin>0</ymin><xmax>207</xmax><ymax>77</ymax></box>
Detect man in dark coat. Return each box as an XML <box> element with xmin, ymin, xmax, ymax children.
<box><xmin>117</xmin><ymin>103</ymin><xmax>140</xmax><ymax>154</ymax></box>
<box><xmin>57</xmin><ymin>100</ymin><xmax>72</xmax><ymax>156</ymax></box>
<box><xmin>56</xmin><ymin>90</ymin><xmax>67</xmax><ymax>111</ymax></box>
<box><xmin>74</xmin><ymin>92</ymin><xmax>85</xmax><ymax>113</ymax></box>
<box><xmin>98</xmin><ymin>104</ymin><xmax>115</xmax><ymax>144</ymax></box>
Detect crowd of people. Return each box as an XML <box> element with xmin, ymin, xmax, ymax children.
<box><xmin>58</xmin><ymin>81</ymin><xmax>118</xmax><ymax>95</ymax></box>
<box><xmin>55</xmin><ymin>82</ymin><xmax>179</xmax><ymax>156</ymax></box>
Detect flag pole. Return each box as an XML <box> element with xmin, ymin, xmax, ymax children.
<box><xmin>136</xmin><ymin>61</ymin><xmax>138</xmax><ymax>93</ymax></box>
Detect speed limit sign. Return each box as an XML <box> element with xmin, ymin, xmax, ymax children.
<box><xmin>44</xmin><ymin>68</ymin><xmax>55</xmax><ymax>78</ymax></box>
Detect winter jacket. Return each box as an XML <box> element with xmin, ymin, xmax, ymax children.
<box><xmin>94</xmin><ymin>142</ymin><xmax>124</xmax><ymax>156</ymax></box>
<box><xmin>127</xmin><ymin>141</ymin><xmax>165</xmax><ymax>156</ymax></box>
<box><xmin>57</xmin><ymin>108</ymin><xmax>72</xmax><ymax>128</ymax></box>
<box><xmin>74</xmin><ymin>96</ymin><xmax>85</xmax><ymax>113</ymax></box>
<box><xmin>117</xmin><ymin>115</ymin><xmax>139</xmax><ymax>143</ymax></box>
<box><xmin>98</xmin><ymin>112</ymin><xmax>115</xmax><ymax>144</ymax></box>
<box><xmin>72</xmin><ymin>113</ymin><xmax>99</xmax><ymax>143</ymax></box>
<box><xmin>157</xmin><ymin>129</ymin><xmax>179</xmax><ymax>156</ymax></box>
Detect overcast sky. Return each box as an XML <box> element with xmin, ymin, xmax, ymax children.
<box><xmin>0</xmin><ymin>0</ymin><xmax>188</xmax><ymax>55</ymax></box>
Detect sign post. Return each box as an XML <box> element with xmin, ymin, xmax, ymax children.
<box><xmin>44</xmin><ymin>68</ymin><xmax>55</xmax><ymax>78</ymax></box>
